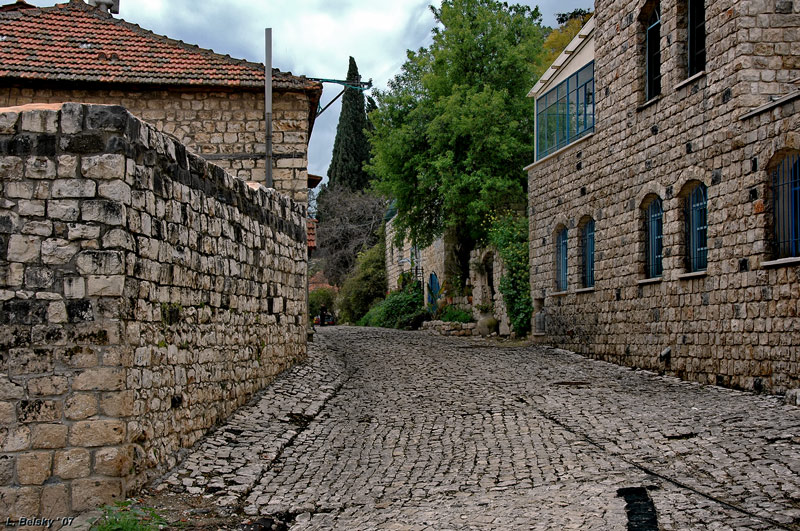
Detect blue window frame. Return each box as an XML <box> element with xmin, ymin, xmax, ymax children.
<box><xmin>536</xmin><ymin>62</ymin><xmax>595</xmax><ymax>160</ymax></box>
<box><xmin>646</xmin><ymin>6</ymin><xmax>662</xmax><ymax>100</ymax></box>
<box><xmin>772</xmin><ymin>152</ymin><xmax>800</xmax><ymax>258</ymax></box>
<box><xmin>556</xmin><ymin>227</ymin><xmax>568</xmax><ymax>292</ymax></box>
<box><xmin>645</xmin><ymin>198</ymin><xmax>664</xmax><ymax>278</ymax></box>
<box><xmin>686</xmin><ymin>184</ymin><xmax>708</xmax><ymax>272</ymax></box>
<box><xmin>581</xmin><ymin>219</ymin><xmax>595</xmax><ymax>288</ymax></box>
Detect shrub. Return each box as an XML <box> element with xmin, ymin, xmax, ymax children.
<box><xmin>309</xmin><ymin>287</ymin><xmax>337</xmax><ymax>320</ymax></box>
<box><xmin>91</xmin><ymin>500</ymin><xmax>165</xmax><ymax>531</ymax></box>
<box><xmin>358</xmin><ymin>282</ymin><xmax>426</xmax><ymax>330</ymax></box>
<box><xmin>337</xmin><ymin>234</ymin><xmax>387</xmax><ymax>324</ymax></box>
<box><xmin>488</xmin><ymin>214</ymin><xmax>533</xmax><ymax>336</ymax></box>
<box><xmin>439</xmin><ymin>306</ymin><xmax>473</xmax><ymax>323</ymax></box>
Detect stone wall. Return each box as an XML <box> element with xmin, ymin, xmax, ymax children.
<box><xmin>0</xmin><ymin>103</ymin><xmax>307</xmax><ymax>518</ymax></box>
<box><xmin>527</xmin><ymin>0</ymin><xmax>800</xmax><ymax>393</ymax></box>
<box><xmin>0</xmin><ymin>86</ymin><xmax>314</xmax><ymax>203</ymax></box>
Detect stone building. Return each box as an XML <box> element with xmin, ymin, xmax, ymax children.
<box><xmin>527</xmin><ymin>1</ymin><xmax>800</xmax><ymax>393</ymax></box>
<box><xmin>0</xmin><ymin>0</ymin><xmax>322</xmax><ymax>203</ymax></box>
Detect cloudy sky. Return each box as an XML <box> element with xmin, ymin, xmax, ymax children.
<box><xmin>27</xmin><ymin>0</ymin><xmax>593</xmax><ymax>178</ymax></box>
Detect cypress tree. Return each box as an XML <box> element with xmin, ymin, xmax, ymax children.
<box><xmin>327</xmin><ymin>57</ymin><xmax>370</xmax><ymax>191</ymax></box>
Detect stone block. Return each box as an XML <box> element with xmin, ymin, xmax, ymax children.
<box><xmin>0</xmin><ymin>486</ymin><xmax>40</xmax><ymax>518</ymax></box>
<box><xmin>73</xmin><ymin>368</ymin><xmax>125</xmax><ymax>391</ymax></box>
<box><xmin>101</xmin><ymin>228</ymin><xmax>135</xmax><ymax>250</ymax></box>
<box><xmin>5</xmin><ymin>181</ymin><xmax>34</xmax><ymax>199</ymax></box>
<box><xmin>64</xmin><ymin>393</ymin><xmax>98</xmax><ymax>420</ymax></box>
<box><xmin>41</xmin><ymin>238</ymin><xmax>79</xmax><ymax>265</ymax></box>
<box><xmin>63</xmin><ymin>277</ymin><xmax>86</xmax><ymax>299</ymax></box>
<box><xmin>67</xmin><ymin>222</ymin><xmax>102</xmax><ymax>240</ymax></box>
<box><xmin>81</xmin><ymin>200</ymin><xmax>125</xmax><ymax>225</ymax></box>
<box><xmin>76</xmin><ymin>250</ymin><xmax>124</xmax><ymax>275</ymax></box>
<box><xmin>100</xmin><ymin>390</ymin><xmax>134</xmax><ymax>417</ymax></box>
<box><xmin>93</xmin><ymin>446</ymin><xmax>133</xmax><ymax>477</ymax></box>
<box><xmin>60</xmin><ymin>103</ymin><xmax>84</xmax><ymax>135</ymax></box>
<box><xmin>25</xmin><ymin>157</ymin><xmax>56</xmax><ymax>179</ymax></box>
<box><xmin>54</xmin><ymin>448</ymin><xmax>90</xmax><ymax>479</ymax></box>
<box><xmin>17</xmin><ymin>199</ymin><xmax>45</xmax><ymax>216</ymax></box>
<box><xmin>16</xmin><ymin>451</ymin><xmax>52</xmax><ymax>485</ymax></box>
<box><xmin>47</xmin><ymin>199</ymin><xmax>80</xmax><ymax>221</ymax></box>
<box><xmin>0</xmin><ymin>402</ymin><xmax>14</xmax><ymax>424</ymax></box>
<box><xmin>81</xmin><ymin>154</ymin><xmax>125</xmax><ymax>180</ymax></box>
<box><xmin>0</xmin><ymin>156</ymin><xmax>22</xmax><ymax>180</ymax></box>
<box><xmin>21</xmin><ymin>220</ymin><xmax>53</xmax><ymax>236</ymax></box>
<box><xmin>27</xmin><ymin>375</ymin><xmax>68</xmax><ymax>397</ymax></box>
<box><xmin>0</xmin><ymin>375</ymin><xmax>24</xmax><ymax>400</ymax></box>
<box><xmin>31</xmin><ymin>423</ymin><xmax>68</xmax><ymax>449</ymax></box>
<box><xmin>0</xmin><ymin>426</ymin><xmax>30</xmax><ymax>452</ymax></box>
<box><xmin>98</xmin><ymin>179</ymin><xmax>132</xmax><ymax>204</ymax></box>
<box><xmin>0</xmin><ymin>211</ymin><xmax>20</xmax><ymax>233</ymax></box>
<box><xmin>24</xmin><ymin>267</ymin><xmax>54</xmax><ymax>289</ymax></box>
<box><xmin>6</xmin><ymin>235</ymin><xmax>41</xmax><ymax>263</ymax></box>
<box><xmin>41</xmin><ymin>483</ymin><xmax>70</xmax><ymax>519</ymax></box>
<box><xmin>71</xmin><ymin>478</ymin><xmax>122</xmax><ymax>512</ymax></box>
<box><xmin>20</xmin><ymin>110</ymin><xmax>58</xmax><ymax>134</ymax></box>
<box><xmin>0</xmin><ymin>111</ymin><xmax>19</xmax><ymax>134</ymax></box>
<box><xmin>57</xmin><ymin>154</ymin><xmax>79</xmax><ymax>177</ymax></box>
<box><xmin>86</xmin><ymin>275</ymin><xmax>125</xmax><ymax>297</ymax></box>
<box><xmin>69</xmin><ymin>420</ymin><xmax>125</xmax><ymax>447</ymax></box>
<box><xmin>47</xmin><ymin>301</ymin><xmax>68</xmax><ymax>323</ymax></box>
<box><xmin>51</xmin><ymin>179</ymin><xmax>96</xmax><ymax>198</ymax></box>
<box><xmin>0</xmin><ymin>455</ymin><xmax>13</xmax><ymax>484</ymax></box>
<box><xmin>17</xmin><ymin>399</ymin><xmax>62</xmax><ymax>423</ymax></box>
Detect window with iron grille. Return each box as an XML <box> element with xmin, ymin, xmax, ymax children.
<box><xmin>685</xmin><ymin>184</ymin><xmax>708</xmax><ymax>272</ymax></box>
<box><xmin>556</xmin><ymin>227</ymin><xmax>568</xmax><ymax>292</ymax></box>
<box><xmin>644</xmin><ymin>198</ymin><xmax>663</xmax><ymax>278</ymax></box>
<box><xmin>772</xmin><ymin>152</ymin><xmax>800</xmax><ymax>258</ymax></box>
<box><xmin>581</xmin><ymin>219</ymin><xmax>595</xmax><ymax>288</ymax></box>
<box><xmin>688</xmin><ymin>0</ymin><xmax>706</xmax><ymax>76</ymax></box>
<box><xmin>536</xmin><ymin>62</ymin><xmax>595</xmax><ymax>160</ymax></box>
<box><xmin>645</xmin><ymin>6</ymin><xmax>662</xmax><ymax>101</ymax></box>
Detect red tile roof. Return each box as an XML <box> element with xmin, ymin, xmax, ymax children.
<box><xmin>0</xmin><ymin>0</ymin><xmax>322</xmax><ymax>92</ymax></box>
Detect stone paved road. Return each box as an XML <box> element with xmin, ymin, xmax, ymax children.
<box><xmin>157</xmin><ymin>327</ymin><xmax>800</xmax><ymax>530</ymax></box>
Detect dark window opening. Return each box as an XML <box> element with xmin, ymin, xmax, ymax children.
<box><xmin>685</xmin><ymin>184</ymin><xmax>708</xmax><ymax>272</ymax></box>
<box><xmin>688</xmin><ymin>0</ymin><xmax>706</xmax><ymax>76</ymax></box>
<box><xmin>645</xmin><ymin>198</ymin><xmax>663</xmax><ymax>278</ymax></box>
<box><xmin>772</xmin><ymin>152</ymin><xmax>800</xmax><ymax>258</ymax></box>
<box><xmin>581</xmin><ymin>219</ymin><xmax>595</xmax><ymax>288</ymax></box>
<box><xmin>646</xmin><ymin>6</ymin><xmax>662</xmax><ymax>100</ymax></box>
<box><xmin>556</xmin><ymin>227</ymin><xmax>568</xmax><ymax>292</ymax></box>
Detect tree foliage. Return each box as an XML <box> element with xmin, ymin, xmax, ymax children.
<box><xmin>536</xmin><ymin>12</ymin><xmax>593</xmax><ymax>79</ymax></box>
<box><xmin>315</xmin><ymin>185</ymin><xmax>387</xmax><ymax>286</ymax></box>
<box><xmin>328</xmin><ymin>57</ymin><xmax>371</xmax><ymax>191</ymax></box>
<box><xmin>337</xmin><ymin>232</ymin><xmax>387</xmax><ymax>324</ymax></box>
<box><xmin>367</xmin><ymin>0</ymin><xmax>546</xmax><ymax>248</ymax></box>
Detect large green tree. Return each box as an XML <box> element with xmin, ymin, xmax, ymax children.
<box><xmin>328</xmin><ymin>57</ymin><xmax>371</xmax><ymax>190</ymax></box>
<box><xmin>367</xmin><ymin>0</ymin><xmax>546</xmax><ymax>248</ymax></box>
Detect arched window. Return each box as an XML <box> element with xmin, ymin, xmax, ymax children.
<box><xmin>645</xmin><ymin>4</ymin><xmax>662</xmax><ymax>100</ymax></box>
<box><xmin>581</xmin><ymin>219</ymin><xmax>595</xmax><ymax>288</ymax></box>
<box><xmin>685</xmin><ymin>183</ymin><xmax>708</xmax><ymax>271</ymax></box>
<box><xmin>644</xmin><ymin>198</ymin><xmax>663</xmax><ymax>278</ymax></box>
<box><xmin>555</xmin><ymin>227</ymin><xmax>568</xmax><ymax>292</ymax></box>
<box><xmin>772</xmin><ymin>152</ymin><xmax>800</xmax><ymax>258</ymax></box>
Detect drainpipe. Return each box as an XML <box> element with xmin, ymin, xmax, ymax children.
<box><xmin>264</xmin><ymin>28</ymin><xmax>273</xmax><ymax>189</ymax></box>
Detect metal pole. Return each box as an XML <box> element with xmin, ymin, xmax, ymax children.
<box><xmin>265</xmin><ymin>28</ymin><xmax>273</xmax><ymax>188</ymax></box>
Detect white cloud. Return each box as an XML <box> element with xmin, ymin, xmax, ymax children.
<box><xmin>23</xmin><ymin>0</ymin><xmax>591</xmax><ymax>177</ymax></box>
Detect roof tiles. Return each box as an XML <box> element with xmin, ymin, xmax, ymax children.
<box><xmin>0</xmin><ymin>0</ymin><xmax>321</xmax><ymax>92</ymax></box>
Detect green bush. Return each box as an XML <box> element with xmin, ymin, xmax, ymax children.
<box><xmin>488</xmin><ymin>214</ymin><xmax>533</xmax><ymax>336</ymax></box>
<box><xmin>309</xmin><ymin>287</ymin><xmax>337</xmax><ymax>320</ymax></box>
<box><xmin>337</xmin><ymin>234</ymin><xmax>387</xmax><ymax>323</ymax></box>
<box><xmin>439</xmin><ymin>306</ymin><xmax>473</xmax><ymax>323</ymax></box>
<box><xmin>358</xmin><ymin>283</ymin><xmax>426</xmax><ymax>330</ymax></box>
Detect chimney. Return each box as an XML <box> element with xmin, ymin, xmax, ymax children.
<box><xmin>87</xmin><ymin>0</ymin><xmax>119</xmax><ymax>14</ymax></box>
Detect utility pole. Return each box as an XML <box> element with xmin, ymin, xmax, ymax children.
<box><xmin>264</xmin><ymin>28</ymin><xmax>273</xmax><ymax>188</ymax></box>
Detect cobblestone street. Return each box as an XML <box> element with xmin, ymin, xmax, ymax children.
<box><xmin>153</xmin><ymin>327</ymin><xmax>800</xmax><ymax>530</ymax></box>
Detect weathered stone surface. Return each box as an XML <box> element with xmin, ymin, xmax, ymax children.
<box><xmin>75</xmin><ymin>250</ymin><xmax>124</xmax><ymax>276</ymax></box>
<box><xmin>0</xmin><ymin>111</ymin><xmax>19</xmax><ymax>134</ymax></box>
<box><xmin>31</xmin><ymin>424</ymin><xmax>68</xmax><ymax>449</ymax></box>
<box><xmin>86</xmin><ymin>275</ymin><xmax>125</xmax><ymax>297</ymax></box>
<box><xmin>98</xmin><ymin>179</ymin><xmax>132</xmax><ymax>204</ymax></box>
<box><xmin>27</xmin><ymin>375</ymin><xmax>68</xmax><ymax>396</ymax></box>
<box><xmin>81</xmin><ymin>154</ymin><xmax>125</xmax><ymax>180</ymax></box>
<box><xmin>51</xmin><ymin>179</ymin><xmax>96</xmax><ymax>199</ymax></box>
<box><xmin>71</xmin><ymin>478</ymin><xmax>122</xmax><ymax>512</ymax></box>
<box><xmin>20</xmin><ymin>110</ymin><xmax>58</xmax><ymax>134</ymax></box>
<box><xmin>16</xmin><ymin>451</ymin><xmax>51</xmax><ymax>485</ymax></box>
<box><xmin>72</xmin><ymin>368</ymin><xmax>124</xmax><ymax>391</ymax></box>
<box><xmin>41</xmin><ymin>238</ymin><xmax>79</xmax><ymax>265</ymax></box>
<box><xmin>6</xmin><ymin>235</ymin><xmax>41</xmax><ymax>262</ymax></box>
<box><xmin>64</xmin><ymin>393</ymin><xmax>98</xmax><ymax>420</ymax></box>
<box><xmin>80</xmin><ymin>200</ymin><xmax>124</xmax><ymax>225</ymax></box>
<box><xmin>47</xmin><ymin>199</ymin><xmax>80</xmax><ymax>221</ymax></box>
<box><xmin>54</xmin><ymin>448</ymin><xmax>90</xmax><ymax>479</ymax></box>
<box><xmin>69</xmin><ymin>420</ymin><xmax>124</xmax><ymax>447</ymax></box>
<box><xmin>93</xmin><ymin>446</ymin><xmax>133</xmax><ymax>477</ymax></box>
<box><xmin>475</xmin><ymin>316</ymin><xmax>499</xmax><ymax>337</ymax></box>
<box><xmin>16</xmin><ymin>399</ymin><xmax>62</xmax><ymax>423</ymax></box>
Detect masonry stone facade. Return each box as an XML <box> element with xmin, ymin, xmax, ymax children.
<box><xmin>527</xmin><ymin>0</ymin><xmax>800</xmax><ymax>394</ymax></box>
<box><xmin>0</xmin><ymin>86</ymin><xmax>317</xmax><ymax>204</ymax></box>
<box><xmin>0</xmin><ymin>103</ymin><xmax>308</xmax><ymax>518</ymax></box>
